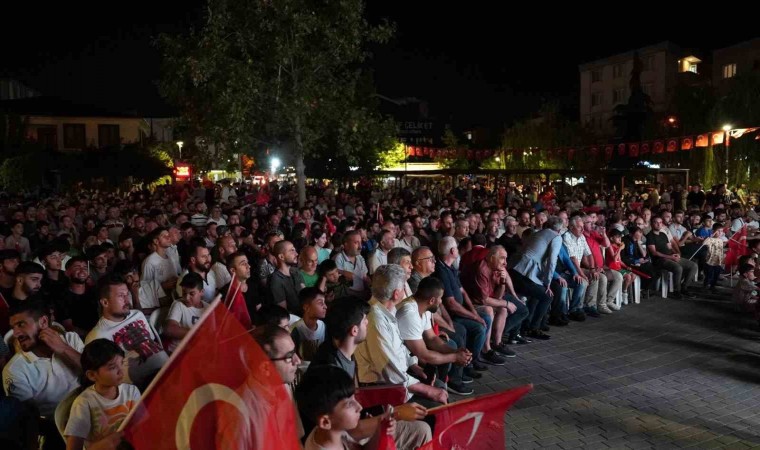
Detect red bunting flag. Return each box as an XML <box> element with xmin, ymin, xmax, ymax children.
<box><xmin>681</xmin><ymin>137</ymin><xmax>693</xmax><ymax>151</ymax></box>
<box><xmin>417</xmin><ymin>385</ymin><xmax>532</xmax><ymax>450</ymax></box>
<box><xmin>618</xmin><ymin>143</ymin><xmax>627</xmax><ymax>156</ymax></box>
<box><xmin>590</xmin><ymin>146</ymin><xmax>600</xmax><ymax>157</ymax></box>
<box><xmin>121</xmin><ymin>299</ymin><xmax>301</xmax><ymax>450</ymax></box>
<box><xmin>629</xmin><ymin>143</ymin><xmax>640</xmax><ymax>157</ymax></box>
<box><xmin>711</xmin><ymin>132</ymin><xmax>724</xmax><ymax>145</ymax></box>
<box><xmin>567</xmin><ymin>148</ymin><xmax>575</xmax><ymax>160</ymax></box>
<box><xmin>653</xmin><ymin>140</ymin><xmax>665</xmax><ymax>153</ymax></box>
<box><xmin>696</xmin><ymin>134</ymin><xmax>709</xmax><ymax>148</ymax></box>
<box><xmin>666</xmin><ymin>139</ymin><xmax>678</xmax><ymax>152</ymax></box>
<box><xmin>640</xmin><ymin>142</ymin><xmax>651</xmax><ymax>154</ymax></box>
<box><xmin>604</xmin><ymin>145</ymin><xmax>614</xmax><ymax>160</ymax></box>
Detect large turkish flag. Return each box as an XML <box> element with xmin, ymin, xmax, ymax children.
<box><xmin>120</xmin><ymin>299</ymin><xmax>300</xmax><ymax>449</ymax></box>
<box><xmin>418</xmin><ymin>385</ymin><xmax>532</xmax><ymax>450</ymax></box>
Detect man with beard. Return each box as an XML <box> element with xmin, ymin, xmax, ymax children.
<box><xmin>220</xmin><ymin>251</ymin><xmax>253</xmax><ymax>328</ymax></box>
<box><xmin>211</xmin><ymin>234</ymin><xmax>239</xmax><ymax>288</ymax></box>
<box><xmin>0</xmin><ymin>249</ymin><xmax>21</xmax><ymax>300</ymax></box>
<box><xmin>268</xmin><ymin>240</ymin><xmax>306</xmax><ymax>315</ymax></box>
<box><xmin>61</xmin><ymin>257</ymin><xmax>100</xmax><ymax>336</ymax></box>
<box><xmin>141</xmin><ymin>228</ymin><xmax>179</xmax><ymax>294</ymax></box>
<box><xmin>85</xmin><ymin>275</ymin><xmax>168</xmax><ymax>389</ymax></box>
<box><xmin>3</xmin><ymin>301</ymin><xmax>83</xmax><ymax>449</ymax></box>
<box><xmin>176</xmin><ymin>243</ymin><xmax>217</xmax><ymax>303</ymax></box>
<box><xmin>8</xmin><ymin>261</ymin><xmax>45</xmax><ymax>309</ymax></box>
<box><xmin>85</xmin><ymin>244</ymin><xmax>110</xmax><ymax>285</ymax></box>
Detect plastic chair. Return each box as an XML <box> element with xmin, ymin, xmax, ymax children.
<box><xmin>149</xmin><ymin>307</ymin><xmax>171</xmax><ymax>336</ymax></box>
<box><xmin>54</xmin><ymin>388</ymin><xmax>80</xmax><ymax>439</ymax></box>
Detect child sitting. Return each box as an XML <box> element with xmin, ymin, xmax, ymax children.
<box><xmin>296</xmin><ymin>365</ymin><xmax>395</xmax><ymax>450</ymax></box>
<box><xmin>317</xmin><ymin>259</ymin><xmax>350</xmax><ymax>302</ymax></box>
<box><xmin>606</xmin><ymin>229</ymin><xmax>636</xmax><ymax>305</ymax></box>
<box><xmin>64</xmin><ymin>339</ymin><xmax>141</xmax><ymax>450</ymax></box>
<box><xmin>703</xmin><ymin>224</ymin><xmax>725</xmax><ymax>292</ymax></box>
<box><xmin>290</xmin><ymin>287</ymin><xmax>327</xmax><ymax>362</ymax></box>
<box><xmin>164</xmin><ymin>272</ymin><xmax>209</xmax><ymax>353</ymax></box>
<box><xmin>733</xmin><ymin>263</ymin><xmax>759</xmax><ymax>324</ymax></box>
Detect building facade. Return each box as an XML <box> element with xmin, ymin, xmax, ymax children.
<box><xmin>713</xmin><ymin>38</ymin><xmax>760</xmax><ymax>92</ymax></box>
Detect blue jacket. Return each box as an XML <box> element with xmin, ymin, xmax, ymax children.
<box><xmin>553</xmin><ymin>244</ymin><xmax>578</xmax><ymax>280</ymax></box>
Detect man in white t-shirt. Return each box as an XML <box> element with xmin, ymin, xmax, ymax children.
<box><xmin>85</xmin><ymin>275</ymin><xmax>168</xmax><ymax>389</ymax></box>
<box><xmin>176</xmin><ymin>243</ymin><xmax>218</xmax><ymax>303</ymax></box>
<box><xmin>3</xmin><ymin>301</ymin><xmax>83</xmax><ymax>417</ymax></box>
<box><xmin>140</xmin><ymin>228</ymin><xmax>179</xmax><ymax>295</ymax></box>
<box><xmin>396</xmin><ymin>276</ymin><xmax>473</xmax><ymax>397</ymax></box>
<box><xmin>165</xmin><ymin>272</ymin><xmax>208</xmax><ymax>353</ymax></box>
<box><xmin>211</xmin><ymin>235</ymin><xmax>238</xmax><ymax>289</ymax></box>
<box><xmin>166</xmin><ymin>225</ymin><xmax>183</xmax><ymax>278</ymax></box>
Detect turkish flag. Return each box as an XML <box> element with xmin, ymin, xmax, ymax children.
<box><xmin>725</xmin><ymin>226</ymin><xmax>749</xmax><ymax>268</ymax></box>
<box><xmin>653</xmin><ymin>140</ymin><xmax>665</xmax><ymax>153</ymax></box>
<box><xmin>681</xmin><ymin>137</ymin><xmax>693</xmax><ymax>151</ymax></box>
<box><xmin>120</xmin><ymin>299</ymin><xmax>301</xmax><ymax>450</ymax></box>
<box><xmin>604</xmin><ymin>145</ymin><xmax>614</xmax><ymax>161</ymax></box>
<box><xmin>711</xmin><ymin>132</ymin><xmax>724</xmax><ymax>145</ymax></box>
<box><xmin>418</xmin><ymin>385</ymin><xmax>532</xmax><ymax>450</ymax></box>
<box><xmin>696</xmin><ymin>134</ymin><xmax>709</xmax><ymax>148</ymax></box>
<box><xmin>224</xmin><ymin>276</ymin><xmax>252</xmax><ymax>330</ymax></box>
<box><xmin>618</xmin><ymin>143</ymin><xmax>627</xmax><ymax>156</ymax></box>
<box><xmin>640</xmin><ymin>142</ymin><xmax>651</xmax><ymax>154</ymax></box>
<box><xmin>666</xmin><ymin>139</ymin><xmax>678</xmax><ymax>152</ymax></box>
<box><xmin>629</xmin><ymin>143</ymin><xmax>640</xmax><ymax>157</ymax></box>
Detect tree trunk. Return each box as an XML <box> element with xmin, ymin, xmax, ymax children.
<box><xmin>294</xmin><ymin>116</ymin><xmax>307</xmax><ymax>207</ymax></box>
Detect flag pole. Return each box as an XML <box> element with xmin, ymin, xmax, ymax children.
<box><xmin>425</xmin><ymin>384</ymin><xmax>533</xmax><ymax>414</ymax></box>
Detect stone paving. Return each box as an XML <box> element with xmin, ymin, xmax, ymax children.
<box><xmin>462</xmin><ymin>285</ymin><xmax>760</xmax><ymax>449</ymax></box>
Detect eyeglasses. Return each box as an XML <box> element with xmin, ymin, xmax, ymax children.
<box><xmin>271</xmin><ymin>350</ymin><xmax>297</xmax><ymax>364</ymax></box>
<box><xmin>415</xmin><ymin>256</ymin><xmax>436</xmax><ymax>263</ymax></box>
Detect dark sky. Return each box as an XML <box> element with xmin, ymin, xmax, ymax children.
<box><xmin>2</xmin><ymin>1</ymin><xmax>757</xmax><ymax>129</ymax></box>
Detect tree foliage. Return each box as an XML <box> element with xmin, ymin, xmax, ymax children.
<box><xmin>157</xmin><ymin>0</ymin><xmax>396</xmax><ymax>205</ymax></box>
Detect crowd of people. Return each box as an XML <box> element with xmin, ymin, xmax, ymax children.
<box><xmin>0</xmin><ymin>177</ymin><xmax>757</xmax><ymax>450</ymax></box>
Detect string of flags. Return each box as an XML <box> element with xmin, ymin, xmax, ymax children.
<box><xmin>405</xmin><ymin>127</ymin><xmax>760</xmax><ymax>161</ymax></box>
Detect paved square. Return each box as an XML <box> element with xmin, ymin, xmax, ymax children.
<box><xmin>461</xmin><ymin>288</ymin><xmax>760</xmax><ymax>448</ymax></box>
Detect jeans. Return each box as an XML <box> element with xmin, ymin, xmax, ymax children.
<box><xmin>704</xmin><ymin>264</ymin><xmax>722</xmax><ymax>287</ymax></box>
<box><xmin>440</xmin><ymin>325</ymin><xmax>465</xmax><ymax>384</ymax></box>
<box><xmin>508</xmin><ymin>269</ymin><xmax>553</xmax><ymax>331</ymax></box>
<box><xmin>453</xmin><ymin>313</ymin><xmax>489</xmax><ymax>356</ymax></box>
<box><xmin>654</xmin><ymin>257</ymin><xmax>699</xmax><ymax>292</ymax></box>
<box><xmin>503</xmin><ymin>294</ymin><xmax>529</xmax><ymax>337</ymax></box>
<box><xmin>552</xmin><ymin>273</ymin><xmax>587</xmax><ymax>314</ymax></box>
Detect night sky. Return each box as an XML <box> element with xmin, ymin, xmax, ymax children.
<box><xmin>2</xmin><ymin>1</ymin><xmax>757</xmax><ymax>130</ymax></box>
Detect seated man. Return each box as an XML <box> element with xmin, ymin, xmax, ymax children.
<box><xmin>85</xmin><ymin>275</ymin><xmax>169</xmax><ymax>390</ymax></box>
<box><xmin>355</xmin><ymin>265</ymin><xmax>448</xmax><ymax>407</ymax></box>
<box><xmin>646</xmin><ymin>217</ymin><xmax>698</xmax><ymax>299</ymax></box>
<box><xmin>396</xmin><ymin>277</ymin><xmax>473</xmax><ymax>396</ymax></box>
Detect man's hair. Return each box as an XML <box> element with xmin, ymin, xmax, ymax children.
<box><xmin>251</xmin><ymin>324</ymin><xmax>291</xmax><ymax>360</ymax></box>
<box><xmin>8</xmin><ymin>299</ymin><xmax>48</xmax><ymax>321</ymax></box>
<box><xmin>387</xmin><ymin>247</ymin><xmax>410</xmax><ymax>265</ymax></box>
<box><xmin>295</xmin><ymin>365</ymin><xmax>355</xmax><ymax>423</ymax></box>
<box><xmin>546</xmin><ymin>216</ymin><xmax>563</xmax><ymax>231</ymax></box>
<box><xmin>147</xmin><ymin>227</ymin><xmax>167</xmax><ymax>244</ymax></box>
<box><xmin>225</xmin><ymin>251</ymin><xmax>247</xmax><ymax>269</ymax></box>
<box><xmin>411</xmin><ymin>246</ymin><xmax>432</xmax><ymax>263</ymax></box>
<box><xmin>299</xmin><ymin>286</ymin><xmax>324</xmax><ymax>306</ymax></box>
<box><xmin>38</xmin><ymin>244</ymin><xmax>59</xmax><ymax>261</ymax></box>
<box><xmin>112</xmin><ymin>260</ymin><xmax>137</xmax><ymax>278</ymax></box>
<box><xmin>608</xmin><ymin>229</ymin><xmax>622</xmax><ymax>239</ymax></box>
<box><xmin>15</xmin><ymin>261</ymin><xmax>44</xmax><ymax>277</ymax></box>
<box><xmin>97</xmin><ymin>273</ymin><xmax>127</xmax><ymax>301</ymax></box>
<box><xmin>414</xmin><ymin>276</ymin><xmax>443</xmax><ymax>300</ymax></box>
<box><xmin>370</xmin><ymin>264</ymin><xmax>406</xmax><ymax>301</ymax></box>
<box><xmin>79</xmin><ymin>339</ymin><xmax>125</xmax><ymax>388</ymax></box>
<box><xmin>317</xmin><ymin>259</ymin><xmax>338</xmax><ymax>277</ymax></box>
<box><xmin>324</xmin><ymin>296</ymin><xmax>369</xmax><ymax>341</ymax></box>
<box><xmin>738</xmin><ymin>263</ymin><xmax>755</xmax><ymax>276</ymax></box>
<box><xmin>189</xmin><ymin>242</ymin><xmax>208</xmax><ymax>260</ymax></box>
<box><xmin>85</xmin><ymin>244</ymin><xmax>107</xmax><ymax>262</ymax></box>
<box><xmin>272</xmin><ymin>240</ymin><xmax>290</xmax><ymax>258</ymax></box>
<box><xmin>487</xmin><ymin>245</ymin><xmax>506</xmax><ymax>258</ymax></box>
<box><xmin>342</xmin><ymin>230</ymin><xmax>361</xmax><ymax>244</ymax></box>
<box><xmin>253</xmin><ymin>304</ymin><xmax>290</xmax><ymax>327</ymax></box>
<box><xmin>472</xmin><ymin>233</ymin><xmax>487</xmax><ymax>247</ymax></box>
<box><xmin>438</xmin><ymin>236</ymin><xmax>457</xmax><ymax>256</ymax></box>
<box><xmin>180</xmin><ymin>272</ymin><xmax>204</xmax><ymax>291</ymax></box>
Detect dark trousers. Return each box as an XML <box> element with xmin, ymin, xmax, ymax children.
<box><xmin>508</xmin><ymin>269</ymin><xmax>553</xmax><ymax>331</ymax></box>
<box><xmin>439</xmin><ymin>325</ymin><xmax>465</xmax><ymax>384</ymax></box>
<box><xmin>503</xmin><ymin>295</ymin><xmax>529</xmax><ymax>337</ymax></box>
<box><xmin>704</xmin><ymin>264</ymin><xmax>722</xmax><ymax>288</ymax></box>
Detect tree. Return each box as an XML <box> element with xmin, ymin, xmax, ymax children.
<box><xmin>158</xmin><ymin>0</ymin><xmax>395</xmax><ymax>206</ymax></box>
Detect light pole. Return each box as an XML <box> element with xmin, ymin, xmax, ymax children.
<box><xmin>176</xmin><ymin>141</ymin><xmax>184</xmax><ymax>160</ymax></box>
<box><xmin>722</xmin><ymin>124</ymin><xmax>732</xmax><ymax>185</ymax></box>
<box><xmin>271</xmin><ymin>157</ymin><xmax>281</xmax><ymax>178</ymax></box>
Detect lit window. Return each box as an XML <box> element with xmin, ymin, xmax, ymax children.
<box><xmin>688</xmin><ymin>63</ymin><xmax>698</xmax><ymax>74</ymax></box>
<box><xmin>723</xmin><ymin>63</ymin><xmax>737</xmax><ymax>79</ymax></box>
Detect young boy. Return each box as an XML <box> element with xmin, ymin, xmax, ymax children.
<box><xmin>733</xmin><ymin>263</ymin><xmax>759</xmax><ymax>325</ymax></box>
<box><xmin>164</xmin><ymin>272</ymin><xmax>208</xmax><ymax>353</ymax></box>
<box><xmin>317</xmin><ymin>259</ymin><xmax>350</xmax><ymax>302</ymax></box>
<box><xmin>296</xmin><ymin>365</ymin><xmax>394</xmax><ymax>450</ymax></box>
<box><xmin>253</xmin><ymin>304</ymin><xmax>292</xmax><ymax>330</ymax></box>
<box><xmin>290</xmin><ymin>287</ymin><xmax>327</xmax><ymax>362</ymax></box>
<box><xmin>703</xmin><ymin>223</ymin><xmax>725</xmax><ymax>292</ymax></box>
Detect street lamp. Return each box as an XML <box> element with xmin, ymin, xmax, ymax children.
<box><xmin>722</xmin><ymin>124</ymin><xmax>732</xmax><ymax>184</ymax></box>
<box><xmin>176</xmin><ymin>141</ymin><xmax>184</xmax><ymax>160</ymax></box>
<box><xmin>271</xmin><ymin>157</ymin><xmax>281</xmax><ymax>174</ymax></box>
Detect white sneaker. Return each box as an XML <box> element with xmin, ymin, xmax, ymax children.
<box><xmin>622</xmin><ymin>293</ymin><xmax>629</xmax><ymax>305</ymax></box>
<box><xmin>607</xmin><ymin>302</ymin><xmax>621</xmax><ymax>311</ymax></box>
<box><xmin>598</xmin><ymin>304</ymin><xmax>613</xmax><ymax>314</ymax></box>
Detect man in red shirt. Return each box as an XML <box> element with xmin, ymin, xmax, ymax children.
<box><xmin>582</xmin><ymin>213</ymin><xmax>622</xmax><ymax>314</ymax></box>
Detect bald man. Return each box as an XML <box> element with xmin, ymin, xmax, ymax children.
<box><xmin>298</xmin><ymin>246</ymin><xmax>319</xmax><ymax>288</ymax></box>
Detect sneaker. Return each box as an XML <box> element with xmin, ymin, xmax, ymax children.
<box><xmin>447</xmin><ymin>382</ymin><xmax>474</xmax><ymax>396</ymax></box>
<box><xmin>671</xmin><ymin>292</ymin><xmax>683</xmax><ymax>299</ymax></box>
<box><xmin>585</xmin><ymin>308</ymin><xmax>601</xmax><ymax>318</ymax></box>
<box><xmin>509</xmin><ymin>334</ymin><xmax>532</xmax><ymax>345</ymax></box>
<box><xmin>607</xmin><ymin>302</ymin><xmax>621</xmax><ymax>311</ymax></box>
<box><xmin>598</xmin><ymin>304</ymin><xmax>613</xmax><ymax>314</ymax></box>
<box><xmin>526</xmin><ymin>329</ymin><xmax>551</xmax><ymax>340</ymax></box>
<box><xmin>681</xmin><ymin>290</ymin><xmax>697</xmax><ymax>298</ymax></box>
<box><xmin>471</xmin><ymin>361</ymin><xmax>489</xmax><ymax>372</ymax></box>
<box><xmin>492</xmin><ymin>343</ymin><xmax>517</xmax><ymax>357</ymax></box>
<box><xmin>569</xmin><ymin>311</ymin><xmax>586</xmax><ymax>322</ymax></box>
<box><xmin>480</xmin><ymin>350</ymin><xmax>507</xmax><ymax>366</ymax></box>
<box><xmin>464</xmin><ymin>366</ymin><xmax>484</xmax><ymax>378</ymax></box>
<box><xmin>461</xmin><ymin>374</ymin><xmax>474</xmax><ymax>384</ymax></box>
<box><xmin>548</xmin><ymin>317</ymin><xmax>568</xmax><ymax>327</ymax></box>
<box><xmin>540</xmin><ymin>324</ymin><xmax>551</xmax><ymax>332</ymax></box>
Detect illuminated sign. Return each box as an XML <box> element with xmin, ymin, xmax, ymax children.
<box><xmin>175</xmin><ymin>165</ymin><xmax>191</xmax><ymax>179</ymax></box>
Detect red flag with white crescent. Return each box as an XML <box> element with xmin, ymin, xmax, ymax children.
<box><xmin>417</xmin><ymin>385</ymin><xmax>532</xmax><ymax>450</ymax></box>
<box><xmin>120</xmin><ymin>299</ymin><xmax>301</xmax><ymax>450</ymax></box>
